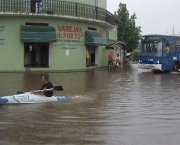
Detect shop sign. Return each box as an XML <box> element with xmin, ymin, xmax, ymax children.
<box><xmin>57</xmin><ymin>25</ymin><xmax>82</xmax><ymax>40</ymax></box>
<box><xmin>55</xmin><ymin>40</ymin><xmax>84</xmax><ymax>49</ymax></box>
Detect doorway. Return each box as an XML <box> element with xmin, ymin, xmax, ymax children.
<box><xmin>86</xmin><ymin>45</ymin><xmax>98</xmax><ymax>67</ymax></box>
<box><xmin>24</xmin><ymin>43</ymin><xmax>49</xmax><ymax>67</ymax></box>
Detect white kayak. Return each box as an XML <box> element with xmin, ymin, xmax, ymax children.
<box><xmin>0</xmin><ymin>92</ymin><xmax>71</xmax><ymax>104</ymax></box>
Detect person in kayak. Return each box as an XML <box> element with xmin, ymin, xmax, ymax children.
<box><xmin>33</xmin><ymin>75</ymin><xmax>54</xmax><ymax>97</ymax></box>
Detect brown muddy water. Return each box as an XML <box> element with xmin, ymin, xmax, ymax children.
<box><xmin>0</xmin><ymin>64</ymin><xmax>180</xmax><ymax>145</ymax></box>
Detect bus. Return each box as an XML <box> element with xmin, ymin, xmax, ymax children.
<box><xmin>138</xmin><ymin>34</ymin><xmax>180</xmax><ymax>72</ymax></box>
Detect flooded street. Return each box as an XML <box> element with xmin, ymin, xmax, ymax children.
<box><xmin>1</xmin><ymin>64</ymin><xmax>180</xmax><ymax>145</ymax></box>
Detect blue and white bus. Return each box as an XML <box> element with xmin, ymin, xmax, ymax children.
<box><xmin>138</xmin><ymin>34</ymin><xmax>180</xmax><ymax>72</ymax></box>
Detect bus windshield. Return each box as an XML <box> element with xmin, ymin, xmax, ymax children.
<box><xmin>140</xmin><ymin>41</ymin><xmax>162</xmax><ymax>57</ymax></box>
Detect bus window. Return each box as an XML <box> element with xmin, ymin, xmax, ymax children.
<box><xmin>163</xmin><ymin>41</ymin><xmax>175</xmax><ymax>56</ymax></box>
<box><xmin>175</xmin><ymin>39</ymin><xmax>180</xmax><ymax>51</ymax></box>
<box><xmin>140</xmin><ymin>41</ymin><xmax>162</xmax><ymax>57</ymax></box>
<box><xmin>169</xmin><ymin>42</ymin><xmax>175</xmax><ymax>54</ymax></box>
<box><xmin>154</xmin><ymin>42</ymin><xmax>162</xmax><ymax>57</ymax></box>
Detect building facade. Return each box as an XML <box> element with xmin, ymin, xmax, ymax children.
<box><xmin>0</xmin><ymin>0</ymin><xmax>121</xmax><ymax>72</ymax></box>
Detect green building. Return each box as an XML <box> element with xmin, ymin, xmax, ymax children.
<box><xmin>0</xmin><ymin>0</ymin><xmax>125</xmax><ymax>72</ymax></box>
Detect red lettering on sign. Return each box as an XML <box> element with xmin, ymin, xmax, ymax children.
<box><xmin>57</xmin><ymin>33</ymin><xmax>62</xmax><ymax>38</ymax></box>
<box><xmin>57</xmin><ymin>25</ymin><xmax>82</xmax><ymax>40</ymax></box>
<box><xmin>58</xmin><ymin>25</ymin><xmax>82</xmax><ymax>33</ymax></box>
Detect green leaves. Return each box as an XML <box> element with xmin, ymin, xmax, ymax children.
<box><xmin>132</xmin><ymin>47</ymin><xmax>140</xmax><ymax>61</ymax></box>
<box><xmin>115</xmin><ymin>3</ymin><xmax>141</xmax><ymax>52</ymax></box>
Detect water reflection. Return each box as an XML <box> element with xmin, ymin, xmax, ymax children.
<box><xmin>1</xmin><ymin>65</ymin><xmax>180</xmax><ymax>145</ymax></box>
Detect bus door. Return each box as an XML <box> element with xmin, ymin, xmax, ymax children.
<box><xmin>161</xmin><ymin>58</ymin><xmax>171</xmax><ymax>71</ymax></box>
<box><xmin>162</xmin><ymin>40</ymin><xmax>175</xmax><ymax>71</ymax></box>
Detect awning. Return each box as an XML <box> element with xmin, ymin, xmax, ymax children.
<box><xmin>85</xmin><ymin>31</ymin><xmax>107</xmax><ymax>46</ymax></box>
<box><xmin>106</xmin><ymin>41</ymin><xmax>126</xmax><ymax>49</ymax></box>
<box><xmin>20</xmin><ymin>25</ymin><xmax>56</xmax><ymax>43</ymax></box>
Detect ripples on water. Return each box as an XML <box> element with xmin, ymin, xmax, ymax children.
<box><xmin>1</xmin><ymin>64</ymin><xmax>180</xmax><ymax>145</ymax></box>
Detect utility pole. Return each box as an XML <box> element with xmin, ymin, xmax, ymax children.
<box><xmin>173</xmin><ymin>27</ymin><xmax>174</xmax><ymax>35</ymax></box>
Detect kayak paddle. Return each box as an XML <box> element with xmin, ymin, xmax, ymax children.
<box><xmin>17</xmin><ymin>86</ymin><xmax>63</xmax><ymax>94</ymax></box>
<box><xmin>54</xmin><ymin>86</ymin><xmax>63</xmax><ymax>91</ymax></box>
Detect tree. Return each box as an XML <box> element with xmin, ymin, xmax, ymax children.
<box><xmin>115</xmin><ymin>3</ymin><xmax>141</xmax><ymax>52</ymax></box>
<box><xmin>131</xmin><ymin>46</ymin><xmax>140</xmax><ymax>61</ymax></box>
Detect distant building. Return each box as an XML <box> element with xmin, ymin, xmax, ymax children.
<box><xmin>0</xmin><ymin>0</ymin><xmax>124</xmax><ymax>72</ymax></box>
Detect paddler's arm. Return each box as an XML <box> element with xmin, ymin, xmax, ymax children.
<box><xmin>43</xmin><ymin>88</ymin><xmax>54</xmax><ymax>92</ymax></box>
<box><xmin>31</xmin><ymin>90</ymin><xmax>43</xmax><ymax>95</ymax></box>
<box><xmin>31</xmin><ymin>86</ymin><xmax>45</xmax><ymax>94</ymax></box>
<box><xmin>30</xmin><ymin>86</ymin><xmax>44</xmax><ymax>94</ymax></box>
<box><xmin>43</xmin><ymin>82</ymin><xmax>54</xmax><ymax>92</ymax></box>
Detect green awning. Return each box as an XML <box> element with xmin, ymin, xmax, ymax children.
<box><xmin>85</xmin><ymin>31</ymin><xmax>107</xmax><ymax>46</ymax></box>
<box><xmin>20</xmin><ymin>25</ymin><xmax>56</xmax><ymax>43</ymax></box>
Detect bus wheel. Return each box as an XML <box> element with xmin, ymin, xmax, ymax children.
<box><xmin>174</xmin><ymin>62</ymin><xmax>179</xmax><ymax>72</ymax></box>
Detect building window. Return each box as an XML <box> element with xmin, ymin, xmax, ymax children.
<box><xmin>88</xmin><ymin>27</ymin><xmax>97</xmax><ymax>31</ymax></box>
<box><xmin>25</xmin><ymin>22</ymin><xmax>48</xmax><ymax>26</ymax></box>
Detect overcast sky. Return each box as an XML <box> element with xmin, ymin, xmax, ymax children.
<box><xmin>107</xmin><ymin>0</ymin><xmax>180</xmax><ymax>35</ymax></box>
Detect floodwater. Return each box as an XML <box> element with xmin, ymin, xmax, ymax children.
<box><xmin>1</xmin><ymin>64</ymin><xmax>180</xmax><ymax>145</ymax></box>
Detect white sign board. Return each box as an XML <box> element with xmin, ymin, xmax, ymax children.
<box><xmin>66</xmin><ymin>50</ymin><xmax>69</xmax><ymax>56</ymax></box>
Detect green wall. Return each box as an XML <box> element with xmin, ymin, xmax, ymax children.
<box><xmin>0</xmin><ymin>15</ymin><xmax>110</xmax><ymax>71</ymax></box>
<box><xmin>107</xmin><ymin>23</ymin><xmax>118</xmax><ymax>42</ymax></box>
<box><xmin>0</xmin><ymin>17</ymin><xmax>24</xmax><ymax>71</ymax></box>
<box><xmin>107</xmin><ymin>31</ymin><xmax>117</xmax><ymax>42</ymax></box>
<box><xmin>50</xmin><ymin>17</ymin><xmax>107</xmax><ymax>70</ymax></box>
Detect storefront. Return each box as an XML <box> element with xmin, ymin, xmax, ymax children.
<box><xmin>85</xmin><ymin>31</ymin><xmax>107</xmax><ymax>67</ymax></box>
<box><xmin>0</xmin><ymin>0</ymin><xmax>117</xmax><ymax>72</ymax></box>
<box><xmin>0</xmin><ymin>16</ymin><xmax>112</xmax><ymax>71</ymax></box>
<box><xmin>21</xmin><ymin>25</ymin><xmax>56</xmax><ymax>67</ymax></box>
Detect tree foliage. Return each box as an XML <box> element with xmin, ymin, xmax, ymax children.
<box><xmin>131</xmin><ymin>47</ymin><xmax>140</xmax><ymax>61</ymax></box>
<box><xmin>115</xmin><ymin>3</ymin><xmax>141</xmax><ymax>52</ymax></box>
